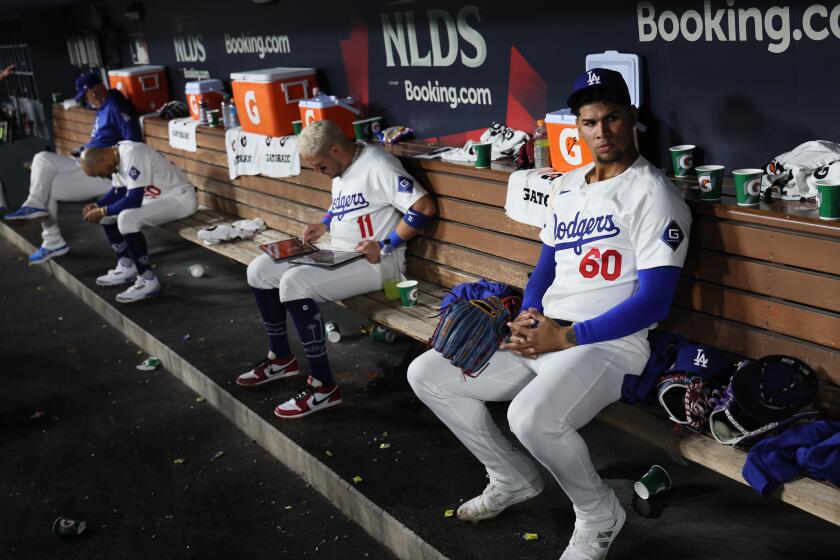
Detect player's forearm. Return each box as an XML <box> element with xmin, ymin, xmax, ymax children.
<box><xmin>96</xmin><ymin>186</ymin><xmax>126</xmax><ymax>207</ymax></box>
<box><xmin>521</xmin><ymin>243</ymin><xmax>556</xmax><ymax>312</ymax></box>
<box><xmin>104</xmin><ymin>187</ymin><xmax>144</xmax><ymax>215</ymax></box>
<box><xmin>381</xmin><ymin>195</ymin><xmax>437</xmax><ymax>248</ymax></box>
<box><xmin>573</xmin><ymin>266</ymin><xmax>681</xmax><ymax>345</ymax></box>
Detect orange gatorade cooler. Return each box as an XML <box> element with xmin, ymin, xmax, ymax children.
<box><xmin>546</xmin><ymin>50</ymin><xmax>641</xmax><ymax>172</ymax></box>
<box><xmin>298</xmin><ymin>95</ymin><xmax>361</xmax><ymax>139</ymax></box>
<box><xmin>108</xmin><ymin>65</ymin><xmax>169</xmax><ymax>113</ymax></box>
<box><xmin>230</xmin><ymin>67</ymin><xmax>317</xmax><ymax>136</ymax></box>
<box><xmin>185</xmin><ymin>79</ymin><xmax>225</xmax><ymax>120</ymax></box>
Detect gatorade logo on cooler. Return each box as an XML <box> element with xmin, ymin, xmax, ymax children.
<box><xmin>559</xmin><ymin>127</ymin><xmax>582</xmax><ymax>166</ymax></box>
<box><xmin>244</xmin><ymin>90</ymin><xmax>260</xmax><ymax>124</ymax></box>
<box><xmin>304</xmin><ymin>109</ymin><xmax>315</xmax><ymax>126</ymax></box>
<box><xmin>189</xmin><ymin>96</ymin><xmax>199</xmax><ymax>117</ymax></box>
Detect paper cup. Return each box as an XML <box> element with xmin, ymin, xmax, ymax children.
<box><xmin>397</xmin><ymin>280</ymin><xmax>419</xmax><ymax>308</ymax></box>
<box><xmin>325</xmin><ymin>321</ymin><xmax>341</xmax><ymax>343</ymax></box>
<box><xmin>353</xmin><ymin>119</ymin><xmax>371</xmax><ymax>141</ymax></box>
<box><xmin>291</xmin><ymin>120</ymin><xmax>302</xmax><ymax>135</ymax></box>
<box><xmin>473</xmin><ymin>142</ymin><xmax>491</xmax><ymax>169</ymax></box>
<box><xmin>634</xmin><ymin>464</ymin><xmax>672</xmax><ymax>500</ymax></box>
<box><xmin>695</xmin><ymin>165</ymin><xmax>725</xmax><ymax>201</ymax></box>
<box><xmin>669</xmin><ymin>145</ymin><xmax>695</xmax><ymax>178</ymax></box>
<box><xmin>732</xmin><ymin>168</ymin><xmax>763</xmax><ymax>207</ymax></box>
<box><xmin>815</xmin><ymin>180</ymin><xmax>840</xmax><ymax>221</ymax></box>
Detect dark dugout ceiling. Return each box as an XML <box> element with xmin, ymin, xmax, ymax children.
<box><xmin>0</xmin><ymin>0</ymin><xmax>89</xmax><ymax>17</ymax></box>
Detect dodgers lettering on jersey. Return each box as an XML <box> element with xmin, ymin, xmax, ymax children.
<box><xmin>327</xmin><ymin>146</ymin><xmax>427</xmax><ymax>252</ymax></box>
<box><xmin>538</xmin><ymin>156</ymin><xmax>691</xmax><ymax>323</ymax></box>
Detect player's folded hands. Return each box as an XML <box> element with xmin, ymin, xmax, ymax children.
<box><xmin>501</xmin><ymin>307</ymin><xmax>573</xmax><ymax>358</ymax></box>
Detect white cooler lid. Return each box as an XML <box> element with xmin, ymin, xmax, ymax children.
<box><xmin>230</xmin><ymin>67</ymin><xmax>316</xmax><ymax>82</ymax></box>
<box><xmin>545</xmin><ymin>108</ymin><xmax>575</xmax><ymax>125</ymax></box>
<box><xmin>185</xmin><ymin>79</ymin><xmax>224</xmax><ymax>94</ymax></box>
<box><xmin>585</xmin><ymin>50</ymin><xmax>641</xmax><ymax>107</ymax></box>
<box><xmin>109</xmin><ymin>65</ymin><xmax>165</xmax><ymax>76</ymax></box>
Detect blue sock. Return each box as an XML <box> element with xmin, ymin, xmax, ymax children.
<box><xmin>251</xmin><ymin>287</ymin><xmax>292</xmax><ymax>359</ymax></box>
<box><xmin>103</xmin><ymin>224</ymin><xmax>129</xmax><ymax>259</ymax></box>
<box><xmin>123</xmin><ymin>232</ymin><xmax>150</xmax><ymax>275</ymax></box>
<box><xmin>284</xmin><ymin>298</ymin><xmax>334</xmax><ymax>386</ymax></box>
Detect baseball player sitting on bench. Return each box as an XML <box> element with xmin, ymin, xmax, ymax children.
<box><xmin>408</xmin><ymin>69</ymin><xmax>691</xmax><ymax>560</ymax></box>
<box><xmin>5</xmin><ymin>71</ymin><xmax>141</xmax><ymax>264</ymax></box>
<box><xmin>78</xmin><ymin>141</ymin><xmax>198</xmax><ymax>303</ymax></box>
<box><xmin>237</xmin><ymin>120</ymin><xmax>437</xmax><ymax>420</ymax></box>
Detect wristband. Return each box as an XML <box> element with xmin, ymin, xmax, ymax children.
<box><xmin>403</xmin><ymin>208</ymin><xmax>433</xmax><ymax>229</ymax></box>
<box><xmin>100</xmin><ymin>206</ymin><xmax>107</xmax><ymax>218</ymax></box>
<box><xmin>378</xmin><ymin>230</ymin><xmax>406</xmax><ymax>249</ymax></box>
<box><xmin>320</xmin><ymin>212</ymin><xmax>333</xmax><ymax>226</ymax></box>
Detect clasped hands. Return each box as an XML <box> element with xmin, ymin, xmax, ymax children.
<box><xmin>500</xmin><ymin>307</ymin><xmax>576</xmax><ymax>359</ymax></box>
<box><xmin>82</xmin><ymin>203</ymin><xmax>106</xmax><ymax>224</ymax></box>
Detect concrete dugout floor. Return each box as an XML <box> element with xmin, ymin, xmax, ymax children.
<box><xmin>2</xmin><ymin>202</ymin><xmax>838</xmax><ymax>559</ymax></box>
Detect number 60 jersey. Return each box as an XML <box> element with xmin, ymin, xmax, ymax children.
<box><xmin>327</xmin><ymin>145</ymin><xmax>428</xmax><ymax>252</ymax></box>
<box><xmin>538</xmin><ymin>155</ymin><xmax>692</xmax><ymax>324</ymax></box>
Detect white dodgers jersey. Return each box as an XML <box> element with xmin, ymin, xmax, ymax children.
<box><xmin>116</xmin><ymin>141</ymin><xmax>191</xmax><ymax>199</ymax></box>
<box><xmin>328</xmin><ymin>145</ymin><xmax>427</xmax><ymax>252</ymax></box>
<box><xmin>538</xmin><ymin>156</ymin><xmax>692</xmax><ymax>323</ymax></box>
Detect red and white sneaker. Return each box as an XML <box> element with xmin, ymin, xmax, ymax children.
<box><xmin>236</xmin><ymin>355</ymin><xmax>300</xmax><ymax>387</ymax></box>
<box><xmin>273</xmin><ymin>376</ymin><xmax>342</xmax><ymax>419</ymax></box>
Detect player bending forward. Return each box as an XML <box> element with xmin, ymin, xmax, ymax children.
<box><xmin>237</xmin><ymin>120</ymin><xmax>437</xmax><ymax>419</ymax></box>
<box><xmin>79</xmin><ymin>142</ymin><xmax>198</xmax><ymax>303</ymax></box>
<box><xmin>408</xmin><ymin>69</ymin><xmax>691</xmax><ymax>560</ymax></box>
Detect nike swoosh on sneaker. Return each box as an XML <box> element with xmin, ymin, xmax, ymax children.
<box><xmin>311</xmin><ymin>388</ymin><xmax>337</xmax><ymax>406</ymax></box>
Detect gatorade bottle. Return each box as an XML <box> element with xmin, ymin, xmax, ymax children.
<box><xmin>380</xmin><ymin>239</ymin><xmax>401</xmax><ymax>300</ymax></box>
<box><xmin>534</xmin><ymin>119</ymin><xmax>551</xmax><ymax>169</ymax></box>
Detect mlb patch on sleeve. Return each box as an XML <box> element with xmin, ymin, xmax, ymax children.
<box><xmin>397</xmin><ymin>176</ymin><xmax>414</xmax><ymax>193</ymax></box>
<box><xmin>660</xmin><ymin>220</ymin><xmax>685</xmax><ymax>251</ymax></box>
<box><xmin>129</xmin><ymin>166</ymin><xmax>141</xmax><ymax>180</ymax></box>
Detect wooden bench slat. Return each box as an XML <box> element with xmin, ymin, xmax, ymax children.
<box><xmin>675</xmin><ymin>280</ymin><xmax>840</xmax><ymax>350</ymax></box>
<box><xmin>597</xmin><ymin>402</ymin><xmax>840</xmax><ymax>526</ymax></box>
<box><xmin>436</xmin><ymin>197</ymin><xmax>540</xmax><ymax>240</ymax></box>
<box><xmin>684</xmin><ymin>249</ymin><xmax>840</xmax><ymax>313</ymax></box>
<box><xmin>427</xmin><ymin>221</ymin><xmax>540</xmax><ymax>265</ymax></box>
<box><xmin>409</xmin><ymin>238</ymin><xmax>530</xmax><ymax>288</ymax></box>
<box><xmin>407</xmin><ymin>256</ymin><xmax>482</xmax><ymax>289</ymax></box>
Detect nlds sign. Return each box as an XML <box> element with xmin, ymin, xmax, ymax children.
<box><xmin>381</xmin><ymin>5</ymin><xmax>486</xmax><ymax>68</ymax></box>
<box><xmin>174</xmin><ymin>34</ymin><xmax>206</xmax><ymax>63</ymax></box>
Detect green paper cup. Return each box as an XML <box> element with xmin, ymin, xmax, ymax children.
<box><xmin>353</xmin><ymin>119</ymin><xmax>370</xmax><ymax>141</ymax></box>
<box><xmin>815</xmin><ymin>180</ymin><xmax>840</xmax><ymax>221</ymax></box>
<box><xmin>695</xmin><ymin>165</ymin><xmax>725</xmax><ymax>201</ymax></box>
<box><xmin>291</xmin><ymin>120</ymin><xmax>303</xmax><ymax>135</ymax></box>
<box><xmin>669</xmin><ymin>144</ymin><xmax>695</xmax><ymax>178</ymax></box>
<box><xmin>474</xmin><ymin>142</ymin><xmax>491</xmax><ymax>169</ymax></box>
<box><xmin>366</xmin><ymin>116</ymin><xmax>383</xmax><ymax>135</ymax></box>
<box><xmin>634</xmin><ymin>464</ymin><xmax>672</xmax><ymax>500</ymax></box>
<box><xmin>370</xmin><ymin>325</ymin><xmax>396</xmax><ymax>343</ymax></box>
<box><xmin>397</xmin><ymin>279</ymin><xmax>419</xmax><ymax>308</ymax></box>
<box><xmin>733</xmin><ymin>168</ymin><xmax>763</xmax><ymax>207</ymax></box>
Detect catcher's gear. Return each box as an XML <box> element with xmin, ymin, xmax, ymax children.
<box><xmin>429</xmin><ymin>295</ymin><xmax>520</xmax><ymax>377</ymax></box>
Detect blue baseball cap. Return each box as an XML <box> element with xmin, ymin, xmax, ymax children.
<box><xmin>567</xmin><ymin>68</ymin><xmax>631</xmax><ymax>111</ymax></box>
<box><xmin>74</xmin><ymin>71</ymin><xmax>102</xmax><ymax>101</ymax></box>
<box><xmin>731</xmin><ymin>355</ymin><xmax>817</xmax><ymax>423</ymax></box>
<box><xmin>666</xmin><ymin>344</ymin><xmax>735</xmax><ymax>386</ymax></box>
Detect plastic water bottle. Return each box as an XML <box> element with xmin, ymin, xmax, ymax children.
<box><xmin>228</xmin><ymin>102</ymin><xmax>240</xmax><ymax>128</ymax></box>
<box><xmin>534</xmin><ymin>119</ymin><xmax>551</xmax><ymax>169</ymax></box>
<box><xmin>380</xmin><ymin>239</ymin><xmax>401</xmax><ymax>300</ymax></box>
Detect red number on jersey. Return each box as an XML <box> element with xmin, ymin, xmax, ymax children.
<box><xmin>144</xmin><ymin>185</ymin><xmax>161</xmax><ymax>198</ymax></box>
<box><xmin>578</xmin><ymin>248</ymin><xmax>623</xmax><ymax>281</ymax></box>
<box><xmin>356</xmin><ymin>214</ymin><xmax>374</xmax><ymax>238</ymax></box>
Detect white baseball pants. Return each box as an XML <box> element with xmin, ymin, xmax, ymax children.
<box><xmin>246</xmin><ymin>247</ymin><xmax>405</xmax><ymax>302</ymax></box>
<box><xmin>408</xmin><ymin>331</ymin><xmax>650</xmax><ymax>524</ymax></box>
<box><xmin>106</xmin><ymin>185</ymin><xmax>198</xmax><ymax>234</ymax></box>
<box><xmin>24</xmin><ymin>151</ymin><xmax>111</xmax><ymax>249</ymax></box>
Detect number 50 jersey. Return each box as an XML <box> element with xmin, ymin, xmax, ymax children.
<box><xmin>328</xmin><ymin>145</ymin><xmax>428</xmax><ymax>252</ymax></box>
<box><xmin>538</xmin><ymin>156</ymin><xmax>692</xmax><ymax>324</ymax></box>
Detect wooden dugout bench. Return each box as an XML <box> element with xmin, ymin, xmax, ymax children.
<box><xmin>52</xmin><ymin>105</ymin><xmax>840</xmax><ymax>525</ymax></box>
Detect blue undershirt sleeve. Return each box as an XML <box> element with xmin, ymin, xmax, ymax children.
<box><xmin>96</xmin><ymin>187</ymin><xmax>126</xmax><ymax>207</ymax></box>
<box><xmin>521</xmin><ymin>243</ymin><xmax>556</xmax><ymax>313</ymax></box>
<box><xmin>105</xmin><ymin>187</ymin><xmax>144</xmax><ymax>216</ymax></box>
<box><xmin>573</xmin><ymin>266</ymin><xmax>682</xmax><ymax>345</ymax></box>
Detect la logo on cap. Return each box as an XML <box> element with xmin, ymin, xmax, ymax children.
<box><xmin>586</xmin><ymin>71</ymin><xmax>601</xmax><ymax>86</ymax></box>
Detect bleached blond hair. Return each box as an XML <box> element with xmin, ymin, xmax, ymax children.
<box><xmin>297</xmin><ymin>120</ymin><xmax>350</xmax><ymax>156</ymax></box>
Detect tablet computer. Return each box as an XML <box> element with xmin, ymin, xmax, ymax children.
<box><xmin>289</xmin><ymin>250</ymin><xmax>364</xmax><ymax>268</ymax></box>
<box><xmin>259</xmin><ymin>238</ymin><xmax>318</xmax><ymax>262</ymax></box>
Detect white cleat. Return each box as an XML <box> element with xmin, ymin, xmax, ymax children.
<box><xmin>115</xmin><ymin>274</ymin><xmax>161</xmax><ymax>303</ymax></box>
<box><xmin>96</xmin><ymin>261</ymin><xmax>138</xmax><ymax>287</ymax></box>
<box><xmin>456</xmin><ymin>479</ymin><xmax>544</xmax><ymax>523</ymax></box>
<box><xmin>559</xmin><ymin>498</ymin><xmax>627</xmax><ymax>560</ymax></box>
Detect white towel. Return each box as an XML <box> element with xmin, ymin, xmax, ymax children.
<box><xmin>505</xmin><ymin>168</ymin><xmax>564</xmax><ymax>227</ymax></box>
<box><xmin>168</xmin><ymin>117</ymin><xmax>199</xmax><ymax>152</ymax></box>
<box><xmin>225</xmin><ymin>127</ymin><xmax>300</xmax><ymax>180</ymax></box>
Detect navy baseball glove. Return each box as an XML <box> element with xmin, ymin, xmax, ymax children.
<box><xmin>429</xmin><ymin>295</ymin><xmax>520</xmax><ymax>377</ymax></box>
